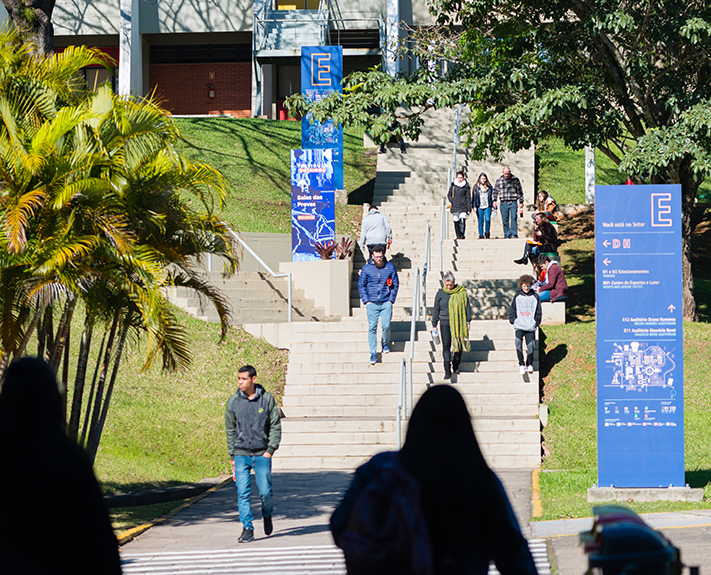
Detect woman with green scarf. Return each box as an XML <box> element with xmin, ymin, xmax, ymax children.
<box><xmin>432</xmin><ymin>272</ymin><xmax>472</xmax><ymax>379</ymax></box>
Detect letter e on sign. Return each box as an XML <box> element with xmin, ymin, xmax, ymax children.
<box><xmin>651</xmin><ymin>193</ymin><xmax>672</xmax><ymax>227</ymax></box>
<box><xmin>311</xmin><ymin>53</ymin><xmax>332</xmax><ymax>87</ymax></box>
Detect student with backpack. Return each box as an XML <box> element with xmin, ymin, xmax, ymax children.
<box><xmin>330</xmin><ymin>385</ymin><xmax>538</xmax><ymax>575</ymax></box>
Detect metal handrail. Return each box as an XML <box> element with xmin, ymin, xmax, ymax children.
<box><xmin>396</xmin><ymin>264</ymin><xmax>420</xmax><ymax>448</ymax></box>
<box><xmin>230</xmin><ymin>231</ymin><xmax>293</xmax><ymax>323</ymax></box>
<box><xmin>440</xmin><ymin>198</ymin><xmax>447</xmax><ymax>273</ymax></box>
<box><xmin>422</xmin><ymin>224</ymin><xmax>430</xmax><ymax>319</ymax></box>
<box><xmin>451</xmin><ymin>103</ymin><xmax>461</xmax><ymax>177</ymax></box>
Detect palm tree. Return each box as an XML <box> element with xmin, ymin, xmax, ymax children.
<box><xmin>0</xmin><ymin>29</ymin><xmax>239</xmax><ymax>462</ymax></box>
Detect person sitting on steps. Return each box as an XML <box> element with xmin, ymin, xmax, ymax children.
<box><xmin>534</xmin><ymin>254</ymin><xmax>569</xmax><ymax>302</ymax></box>
<box><xmin>432</xmin><ymin>272</ymin><xmax>472</xmax><ymax>380</ymax></box>
<box><xmin>514</xmin><ymin>212</ymin><xmax>560</xmax><ymax>265</ymax></box>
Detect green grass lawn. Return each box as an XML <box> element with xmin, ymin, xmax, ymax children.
<box><xmin>175</xmin><ymin>118</ymin><xmax>376</xmax><ymax>238</ymax></box>
<box><xmin>537</xmin><ymin>138</ymin><xmax>711</xmax><ymax>204</ymax></box>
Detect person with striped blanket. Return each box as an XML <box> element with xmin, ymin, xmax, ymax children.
<box><xmin>431</xmin><ymin>272</ymin><xmax>472</xmax><ymax>380</ymax></box>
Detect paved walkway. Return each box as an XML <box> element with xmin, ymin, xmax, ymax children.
<box><xmin>121</xmin><ymin>469</ymin><xmax>550</xmax><ymax>573</ymax></box>
<box><xmin>121</xmin><ymin>469</ymin><xmax>711</xmax><ymax>574</ymax></box>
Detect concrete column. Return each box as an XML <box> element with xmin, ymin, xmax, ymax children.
<box><xmin>385</xmin><ymin>0</ymin><xmax>399</xmax><ymax>76</ymax></box>
<box><xmin>585</xmin><ymin>145</ymin><xmax>595</xmax><ymax>204</ymax></box>
<box><xmin>118</xmin><ymin>0</ymin><xmax>143</xmax><ymax>96</ymax></box>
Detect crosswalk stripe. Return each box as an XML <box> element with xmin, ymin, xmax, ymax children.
<box><xmin>122</xmin><ymin>539</ymin><xmax>551</xmax><ymax>574</ymax></box>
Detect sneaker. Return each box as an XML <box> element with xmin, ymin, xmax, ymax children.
<box><xmin>519</xmin><ymin>365</ymin><xmax>526</xmax><ymax>375</ymax></box>
<box><xmin>263</xmin><ymin>516</ymin><xmax>273</xmax><ymax>536</ymax></box>
<box><xmin>238</xmin><ymin>528</ymin><xmax>255</xmax><ymax>543</ymax></box>
<box><xmin>369</xmin><ymin>353</ymin><xmax>377</xmax><ymax>365</ymax></box>
<box><xmin>514</xmin><ymin>258</ymin><xmax>528</xmax><ymax>265</ymax></box>
<box><xmin>382</xmin><ymin>345</ymin><xmax>391</xmax><ymax>354</ymax></box>
<box><xmin>527</xmin><ymin>365</ymin><xmax>534</xmax><ymax>373</ymax></box>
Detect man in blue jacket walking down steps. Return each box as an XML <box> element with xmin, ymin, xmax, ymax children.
<box><xmin>225</xmin><ymin>365</ymin><xmax>282</xmax><ymax>543</ymax></box>
<box><xmin>358</xmin><ymin>245</ymin><xmax>400</xmax><ymax>365</ymax></box>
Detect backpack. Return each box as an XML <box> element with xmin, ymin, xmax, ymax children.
<box><xmin>338</xmin><ymin>453</ymin><xmax>434</xmax><ymax>575</ymax></box>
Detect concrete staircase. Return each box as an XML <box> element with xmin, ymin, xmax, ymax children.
<box><xmin>170</xmin><ymin>271</ymin><xmax>333</xmax><ymax>325</ymax></box>
<box><xmin>275</xmin><ymin>108</ymin><xmax>542</xmax><ymax>471</ymax></box>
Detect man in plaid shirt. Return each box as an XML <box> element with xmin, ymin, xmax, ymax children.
<box><xmin>493</xmin><ymin>166</ymin><xmax>524</xmax><ymax>238</ymax></box>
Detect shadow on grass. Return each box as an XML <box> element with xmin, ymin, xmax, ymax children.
<box><xmin>686</xmin><ymin>469</ymin><xmax>711</xmax><ymax>490</ymax></box>
<box><xmin>348</xmin><ymin>177</ymin><xmax>375</xmax><ymax>205</ymax></box>
<box><xmin>101</xmin><ymin>480</ymin><xmax>189</xmax><ymax>496</ymax></box>
<box><xmin>541</xmin><ymin>343</ymin><xmax>569</xmax><ymax>380</ymax></box>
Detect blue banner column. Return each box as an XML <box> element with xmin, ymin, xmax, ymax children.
<box><xmin>301</xmin><ymin>46</ymin><xmax>344</xmax><ymax>190</ymax></box>
<box><xmin>595</xmin><ymin>185</ymin><xmax>684</xmax><ymax>488</ymax></box>
<box><xmin>290</xmin><ymin>149</ymin><xmax>335</xmax><ymax>262</ymax></box>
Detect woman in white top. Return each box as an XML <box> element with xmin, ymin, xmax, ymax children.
<box><xmin>472</xmin><ymin>173</ymin><xmax>494</xmax><ymax>239</ymax></box>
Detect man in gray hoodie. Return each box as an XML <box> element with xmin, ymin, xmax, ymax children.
<box><xmin>509</xmin><ymin>275</ymin><xmax>542</xmax><ymax>375</ymax></box>
<box><xmin>359</xmin><ymin>205</ymin><xmax>393</xmax><ymax>260</ymax></box>
<box><xmin>225</xmin><ymin>365</ymin><xmax>282</xmax><ymax>543</ymax></box>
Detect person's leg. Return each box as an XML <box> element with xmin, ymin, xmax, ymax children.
<box><xmin>500</xmin><ymin>202</ymin><xmax>511</xmax><ymax>238</ymax></box>
<box><xmin>484</xmin><ymin>207</ymin><xmax>492</xmax><ymax>236</ymax></box>
<box><xmin>452</xmin><ymin>215</ymin><xmax>461</xmax><ymax>239</ymax></box>
<box><xmin>524</xmin><ymin>331</ymin><xmax>536</xmax><ymax>367</ymax></box>
<box><xmin>398</xmin><ymin>137</ymin><xmax>406</xmax><ymax>153</ymax></box>
<box><xmin>380</xmin><ymin>301</ymin><xmax>393</xmax><ymax>351</ymax></box>
<box><xmin>440</xmin><ymin>321</ymin><xmax>452</xmax><ymax>377</ymax></box>
<box><xmin>366</xmin><ymin>302</ymin><xmax>379</xmax><ymax>356</ymax></box>
<box><xmin>510</xmin><ymin>203</ymin><xmax>519</xmax><ymax>238</ymax></box>
<box><xmin>515</xmin><ymin>242</ymin><xmax>532</xmax><ymax>264</ymax></box>
<box><xmin>459</xmin><ymin>216</ymin><xmax>467</xmax><ymax>239</ymax></box>
<box><xmin>234</xmin><ymin>456</ymin><xmax>254</xmax><ymax>530</ymax></box>
<box><xmin>477</xmin><ymin>208</ymin><xmax>485</xmax><ymax>237</ymax></box>
<box><xmin>253</xmin><ymin>455</ymin><xmax>274</xmax><ymax>522</ymax></box>
<box><xmin>514</xmin><ymin>329</ymin><xmax>525</xmax><ymax>366</ymax></box>
<box><xmin>367</xmin><ymin>244</ymin><xmax>375</xmax><ymax>261</ymax></box>
<box><xmin>538</xmin><ymin>290</ymin><xmax>551</xmax><ymax>302</ymax></box>
<box><xmin>452</xmin><ymin>350</ymin><xmax>462</xmax><ymax>373</ymax></box>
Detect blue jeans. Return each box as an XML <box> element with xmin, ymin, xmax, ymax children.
<box><xmin>499</xmin><ymin>201</ymin><xmax>518</xmax><ymax>238</ymax></box>
<box><xmin>538</xmin><ymin>291</ymin><xmax>566</xmax><ymax>303</ymax></box>
<box><xmin>477</xmin><ymin>207</ymin><xmax>492</xmax><ymax>236</ymax></box>
<box><xmin>366</xmin><ymin>301</ymin><xmax>392</xmax><ymax>354</ymax></box>
<box><xmin>234</xmin><ymin>454</ymin><xmax>273</xmax><ymax>530</ymax></box>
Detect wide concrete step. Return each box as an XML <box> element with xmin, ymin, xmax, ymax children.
<box><xmin>279</xmin><ymin>416</ymin><xmax>540</xmax><ymax>433</ymax></box>
<box><xmin>289</xmin><ymin>337</ymin><xmax>531</xmax><ymax>351</ymax></box>
<box><xmin>282</xmin><ymin>403</ymin><xmax>539</xmax><ymax>418</ymax></box>
<box><xmin>283</xmin><ymin>382</ymin><xmax>538</xmax><ymax>399</ymax></box>
<box><xmin>284</xmin><ymin>371</ymin><xmax>538</xmax><ymax>385</ymax></box>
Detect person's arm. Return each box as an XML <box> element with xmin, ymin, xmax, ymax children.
<box><xmin>225</xmin><ymin>397</ymin><xmax>236</xmax><ymax>458</ymax></box>
<box><xmin>516</xmin><ymin>178</ymin><xmax>524</xmax><ymax>206</ymax></box>
<box><xmin>509</xmin><ymin>295</ymin><xmax>517</xmax><ymax>325</ymax></box>
<box><xmin>383</xmin><ymin>215</ymin><xmax>393</xmax><ymax>244</ymax></box>
<box><xmin>446</xmin><ymin>183</ymin><xmax>454</xmax><ymax>206</ymax></box>
<box><xmin>265</xmin><ymin>396</ymin><xmax>282</xmax><ymax>456</ymax></box>
<box><xmin>389</xmin><ymin>267</ymin><xmax>399</xmax><ymax>303</ymax></box>
<box><xmin>358</xmin><ymin>267</ymin><xmax>369</xmax><ymax>304</ymax></box>
<box><xmin>492</xmin><ymin>179</ymin><xmax>499</xmax><ymax>204</ymax></box>
<box><xmin>465</xmin><ymin>293</ymin><xmax>473</xmax><ymax>323</ymax></box>
<box><xmin>360</xmin><ymin>220</ymin><xmax>367</xmax><ymax>252</ymax></box>
<box><xmin>534</xmin><ymin>293</ymin><xmax>543</xmax><ymax>327</ymax></box>
<box><xmin>432</xmin><ymin>291</ymin><xmax>441</xmax><ymax>328</ymax></box>
<box><xmin>539</xmin><ymin>265</ymin><xmax>558</xmax><ymax>293</ymax></box>
<box><xmin>465</xmin><ymin>183</ymin><xmax>472</xmax><ymax>213</ymax></box>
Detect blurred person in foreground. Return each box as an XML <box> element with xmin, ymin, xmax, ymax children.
<box><xmin>330</xmin><ymin>384</ymin><xmax>538</xmax><ymax>575</ymax></box>
<box><xmin>0</xmin><ymin>357</ymin><xmax>122</xmax><ymax>575</ymax></box>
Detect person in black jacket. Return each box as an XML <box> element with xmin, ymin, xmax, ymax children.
<box><xmin>0</xmin><ymin>358</ymin><xmax>122</xmax><ymax>575</ymax></box>
<box><xmin>225</xmin><ymin>365</ymin><xmax>282</xmax><ymax>543</ymax></box>
<box><xmin>432</xmin><ymin>271</ymin><xmax>472</xmax><ymax>379</ymax></box>
<box><xmin>514</xmin><ymin>212</ymin><xmax>560</xmax><ymax>265</ymax></box>
<box><xmin>447</xmin><ymin>171</ymin><xmax>472</xmax><ymax>240</ymax></box>
<box><xmin>330</xmin><ymin>385</ymin><xmax>538</xmax><ymax>575</ymax></box>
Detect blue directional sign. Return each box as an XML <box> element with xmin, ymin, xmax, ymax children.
<box><xmin>301</xmin><ymin>46</ymin><xmax>343</xmax><ymax>190</ymax></box>
<box><xmin>290</xmin><ymin>148</ymin><xmax>335</xmax><ymax>261</ymax></box>
<box><xmin>595</xmin><ymin>185</ymin><xmax>684</xmax><ymax>488</ymax></box>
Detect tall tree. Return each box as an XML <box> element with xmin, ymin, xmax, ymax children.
<box><xmin>1</xmin><ymin>0</ymin><xmax>55</xmax><ymax>55</ymax></box>
<box><xmin>0</xmin><ymin>27</ymin><xmax>239</xmax><ymax>458</ymax></box>
<box><xmin>289</xmin><ymin>0</ymin><xmax>711</xmax><ymax>320</ymax></box>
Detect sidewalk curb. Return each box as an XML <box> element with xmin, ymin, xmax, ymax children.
<box><xmin>116</xmin><ymin>477</ymin><xmax>233</xmax><ymax>546</ymax></box>
<box><xmin>531</xmin><ymin>467</ymin><xmax>542</xmax><ymax>517</ymax></box>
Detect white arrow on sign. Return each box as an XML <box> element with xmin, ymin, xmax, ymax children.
<box><xmin>603</xmin><ymin>240</ymin><xmax>610</xmax><ymax>247</ymax></box>
<box><xmin>603</xmin><ymin>258</ymin><xmax>611</xmax><ymax>266</ymax></box>
<box><xmin>668</xmin><ymin>304</ymin><xmax>676</xmax><ymax>313</ymax></box>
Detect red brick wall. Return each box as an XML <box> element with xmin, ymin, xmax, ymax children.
<box><xmin>150</xmin><ymin>63</ymin><xmax>251</xmax><ymax>117</ymax></box>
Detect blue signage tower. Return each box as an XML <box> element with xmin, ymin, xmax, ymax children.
<box><xmin>290</xmin><ymin>148</ymin><xmax>335</xmax><ymax>261</ymax></box>
<box><xmin>301</xmin><ymin>46</ymin><xmax>344</xmax><ymax>190</ymax></box>
<box><xmin>595</xmin><ymin>185</ymin><xmax>684</xmax><ymax>488</ymax></box>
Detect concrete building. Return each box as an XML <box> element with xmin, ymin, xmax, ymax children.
<box><xmin>0</xmin><ymin>0</ymin><xmax>433</xmax><ymax>118</ymax></box>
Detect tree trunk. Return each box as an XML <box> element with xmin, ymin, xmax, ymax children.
<box><xmin>1</xmin><ymin>0</ymin><xmax>56</xmax><ymax>56</ymax></box>
<box><xmin>80</xmin><ymin>330</ymin><xmax>107</xmax><ymax>448</ymax></box>
<box><xmin>679</xmin><ymin>169</ymin><xmax>699</xmax><ymax>321</ymax></box>
<box><xmin>68</xmin><ymin>317</ymin><xmax>94</xmax><ymax>443</ymax></box>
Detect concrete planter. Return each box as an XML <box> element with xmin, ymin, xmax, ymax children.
<box><xmin>279</xmin><ymin>257</ymin><xmax>354</xmax><ymax>317</ymax></box>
